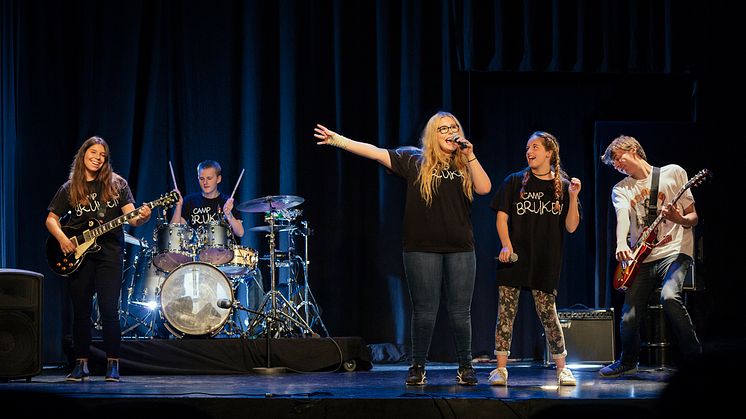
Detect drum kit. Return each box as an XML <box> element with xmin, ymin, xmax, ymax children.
<box><xmin>111</xmin><ymin>194</ymin><xmax>328</xmax><ymax>340</ymax></box>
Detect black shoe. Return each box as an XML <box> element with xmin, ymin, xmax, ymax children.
<box><xmin>405</xmin><ymin>363</ymin><xmax>426</xmax><ymax>386</ymax></box>
<box><xmin>457</xmin><ymin>365</ymin><xmax>477</xmax><ymax>386</ymax></box>
<box><xmin>105</xmin><ymin>359</ymin><xmax>120</xmax><ymax>382</ymax></box>
<box><xmin>66</xmin><ymin>359</ymin><xmax>90</xmax><ymax>382</ymax></box>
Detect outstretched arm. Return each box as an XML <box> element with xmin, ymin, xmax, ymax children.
<box><xmin>314</xmin><ymin>124</ymin><xmax>392</xmax><ymax>170</ymax></box>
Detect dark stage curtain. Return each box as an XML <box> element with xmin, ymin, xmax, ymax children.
<box><xmin>1</xmin><ymin>0</ymin><xmax>733</xmax><ymax>365</ymax></box>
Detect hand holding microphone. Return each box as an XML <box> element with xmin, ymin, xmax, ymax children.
<box><xmin>496</xmin><ymin>246</ymin><xmax>519</xmax><ymax>263</ymax></box>
<box><xmin>447</xmin><ymin>135</ymin><xmax>469</xmax><ymax>150</ymax></box>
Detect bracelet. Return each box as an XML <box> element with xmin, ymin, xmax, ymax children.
<box><xmin>468</xmin><ymin>157</ymin><xmax>477</xmax><ymax>162</ymax></box>
<box><xmin>328</xmin><ymin>133</ymin><xmax>351</xmax><ymax>150</ymax></box>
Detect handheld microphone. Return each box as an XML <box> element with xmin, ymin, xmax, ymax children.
<box><xmin>452</xmin><ymin>135</ymin><xmax>468</xmax><ymax>149</ymax></box>
<box><xmin>494</xmin><ymin>253</ymin><xmax>519</xmax><ymax>263</ymax></box>
<box><xmin>216</xmin><ymin>298</ymin><xmax>233</xmax><ymax>309</ymax></box>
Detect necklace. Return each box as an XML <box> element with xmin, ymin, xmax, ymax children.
<box><xmin>532</xmin><ymin>170</ymin><xmax>551</xmax><ymax>177</ymax></box>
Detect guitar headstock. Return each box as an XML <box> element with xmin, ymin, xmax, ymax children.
<box><xmin>157</xmin><ymin>190</ymin><xmax>180</xmax><ymax>209</ymax></box>
<box><xmin>686</xmin><ymin>169</ymin><xmax>712</xmax><ymax>189</ymax></box>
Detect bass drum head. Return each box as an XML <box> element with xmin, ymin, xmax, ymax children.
<box><xmin>159</xmin><ymin>262</ymin><xmax>233</xmax><ymax>337</ymax></box>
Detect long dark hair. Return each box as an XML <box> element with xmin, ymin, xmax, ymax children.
<box><xmin>68</xmin><ymin>136</ymin><xmax>122</xmax><ymax>205</ymax></box>
<box><xmin>520</xmin><ymin>131</ymin><xmax>567</xmax><ymax>211</ymax></box>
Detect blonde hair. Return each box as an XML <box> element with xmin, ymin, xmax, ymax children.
<box><xmin>520</xmin><ymin>131</ymin><xmax>566</xmax><ymax>210</ymax></box>
<box><xmin>68</xmin><ymin>136</ymin><xmax>122</xmax><ymax>205</ymax></box>
<box><xmin>600</xmin><ymin>135</ymin><xmax>647</xmax><ymax>166</ymax></box>
<box><xmin>416</xmin><ymin>111</ymin><xmax>474</xmax><ymax>206</ymax></box>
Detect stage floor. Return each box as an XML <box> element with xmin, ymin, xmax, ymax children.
<box><xmin>2</xmin><ymin>362</ymin><xmax>673</xmax><ymax>418</ymax></box>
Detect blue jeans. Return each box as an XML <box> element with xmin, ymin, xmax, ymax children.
<box><xmin>402</xmin><ymin>251</ymin><xmax>476</xmax><ymax>366</ymax></box>
<box><xmin>619</xmin><ymin>253</ymin><xmax>701</xmax><ymax>365</ymax></box>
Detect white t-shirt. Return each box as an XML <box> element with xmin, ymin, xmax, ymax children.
<box><xmin>611</xmin><ymin>164</ymin><xmax>695</xmax><ymax>261</ymax></box>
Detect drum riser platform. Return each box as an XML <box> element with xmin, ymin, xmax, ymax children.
<box><xmin>64</xmin><ymin>337</ymin><xmax>371</xmax><ymax>374</ymax></box>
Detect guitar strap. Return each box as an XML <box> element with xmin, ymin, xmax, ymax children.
<box><xmin>645</xmin><ymin>166</ymin><xmax>661</xmax><ymax>226</ymax></box>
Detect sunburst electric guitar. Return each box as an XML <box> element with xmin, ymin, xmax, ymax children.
<box><xmin>613</xmin><ymin>169</ymin><xmax>710</xmax><ymax>292</ymax></box>
<box><xmin>46</xmin><ymin>191</ymin><xmax>178</xmax><ymax>276</ymax></box>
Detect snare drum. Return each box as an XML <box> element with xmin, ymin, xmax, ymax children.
<box><xmin>159</xmin><ymin>262</ymin><xmax>234</xmax><ymax>337</ymax></box>
<box><xmin>197</xmin><ymin>221</ymin><xmax>234</xmax><ymax>265</ymax></box>
<box><xmin>219</xmin><ymin>246</ymin><xmax>258</xmax><ymax>276</ymax></box>
<box><xmin>152</xmin><ymin>223</ymin><xmax>196</xmax><ymax>272</ymax></box>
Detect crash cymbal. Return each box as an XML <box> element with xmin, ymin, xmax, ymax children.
<box><xmin>124</xmin><ymin>232</ymin><xmax>146</xmax><ymax>247</ymax></box>
<box><xmin>236</xmin><ymin>195</ymin><xmax>304</xmax><ymax>213</ymax></box>
<box><xmin>248</xmin><ymin>225</ymin><xmax>294</xmax><ymax>233</ymax></box>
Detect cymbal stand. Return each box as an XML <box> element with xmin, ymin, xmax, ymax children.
<box><xmin>248</xmin><ymin>222</ymin><xmax>315</xmax><ymax>339</ymax></box>
<box><xmin>293</xmin><ymin>221</ymin><xmax>329</xmax><ymax>336</ymax></box>
<box><xmin>249</xmin><ymin>208</ymin><xmax>310</xmax><ymax>374</ymax></box>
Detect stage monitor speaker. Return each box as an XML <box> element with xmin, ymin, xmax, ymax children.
<box><xmin>545</xmin><ymin>308</ymin><xmax>615</xmax><ymax>364</ymax></box>
<box><xmin>0</xmin><ymin>269</ymin><xmax>43</xmax><ymax>380</ymax></box>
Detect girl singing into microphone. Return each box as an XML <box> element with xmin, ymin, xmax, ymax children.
<box><xmin>313</xmin><ymin>111</ymin><xmax>491</xmax><ymax>386</ymax></box>
<box><xmin>488</xmin><ymin>131</ymin><xmax>582</xmax><ymax>387</ymax></box>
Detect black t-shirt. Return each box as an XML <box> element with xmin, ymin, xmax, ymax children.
<box><xmin>490</xmin><ymin>170</ymin><xmax>579</xmax><ymax>294</ymax></box>
<box><xmin>181</xmin><ymin>192</ymin><xmax>241</xmax><ymax>229</ymax></box>
<box><xmin>48</xmin><ymin>178</ymin><xmax>135</xmax><ymax>257</ymax></box>
<box><xmin>387</xmin><ymin>148</ymin><xmax>474</xmax><ymax>253</ymax></box>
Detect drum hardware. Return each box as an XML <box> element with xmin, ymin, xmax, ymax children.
<box><xmin>248</xmin><ymin>225</ymin><xmax>294</xmax><ymax>233</ymax></box>
<box><xmin>119</xmin><ymin>248</ymin><xmax>164</xmax><ymax>338</ymax></box>
<box><xmin>288</xmin><ymin>220</ymin><xmax>329</xmax><ymax>337</ymax></box>
<box><xmin>236</xmin><ymin>195</ymin><xmax>311</xmax><ymax>374</ymax></box>
<box><xmin>124</xmin><ymin>232</ymin><xmax>148</xmax><ymax>248</ymax></box>
<box><xmin>250</xmin><ymin>218</ymin><xmax>328</xmax><ymax>338</ymax></box>
<box><xmin>262</xmin><ymin>208</ymin><xmax>302</xmax><ymax>227</ymax></box>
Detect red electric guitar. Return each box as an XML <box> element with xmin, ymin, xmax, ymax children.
<box><xmin>613</xmin><ymin>169</ymin><xmax>710</xmax><ymax>292</ymax></box>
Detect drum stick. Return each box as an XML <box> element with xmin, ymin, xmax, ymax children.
<box><xmin>230</xmin><ymin>168</ymin><xmax>244</xmax><ymax>200</ymax></box>
<box><xmin>168</xmin><ymin>161</ymin><xmax>178</xmax><ymax>190</ymax></box>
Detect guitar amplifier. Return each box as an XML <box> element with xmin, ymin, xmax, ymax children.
<box><xmin>544</xmin><ymin>308</ymin><xmax>615</xmax><ymax>364</ymax></box>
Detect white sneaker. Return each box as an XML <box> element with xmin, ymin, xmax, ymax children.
<box><xmin>488</xmin><ymin>367</ymin><xmax>508</xmax><ymax>386</ymax></box>
<box><xmin>557</xmin><ymin>368</ymin><xmax>577</xmax><ymax>386</ymax></box>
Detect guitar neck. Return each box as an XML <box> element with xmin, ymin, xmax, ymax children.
<box><xmin>84</xmin><ymin>202</ymin><xmax>154</xmax><ymax>242</ymax></box>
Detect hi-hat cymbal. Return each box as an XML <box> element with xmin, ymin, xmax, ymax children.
<box><xmin>124</xmin><ymin>232</ymin><xmax>146</xmax><ymax>247</ymax></box>
<box><xmin>248</xmin><ymin>225</ymin><xmax>294</xmax><ymax>233</ymax></box>
<box><xmin>236</xmin><ymin>195</ymin><xmax>304</xmax><ymax>213</ymax></box>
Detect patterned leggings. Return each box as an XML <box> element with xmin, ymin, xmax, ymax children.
<box><xmin>494</xmin><ymin>286</ymin><xmax>567</xmax><ymax>359</ymax></box>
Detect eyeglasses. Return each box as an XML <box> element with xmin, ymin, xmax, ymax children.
<box><xmin>437</xmin><ymin>124</ymin><xmax>460</xmax><ymax>134</ymax></box>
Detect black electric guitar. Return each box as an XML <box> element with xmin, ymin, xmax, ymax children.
<box><xmin>613</xmin><ymin>169</ymin><xmax>710</xmax><ymax>292</ymax></box>
<box><xmin>46</xmin><ymin>191</ymin><xmax>178</xmax><ymax>276</ymax></box>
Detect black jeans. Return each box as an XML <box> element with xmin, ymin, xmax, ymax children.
<box><xmin>619</xmin><ymin>253</ymin><xmax>701</xmax><ymax>365</ymax></box>
<box><xmin>68</xmin><ymin>253</ymin><xmax>122</xmax><ymax>358</ymax></box>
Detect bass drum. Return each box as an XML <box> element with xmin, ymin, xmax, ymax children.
<box><xmin>159</xmin><ymin>262</ymin><xmax>233</xmax><ymax>338</ymax></box>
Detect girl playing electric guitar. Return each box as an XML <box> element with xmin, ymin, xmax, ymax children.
<box><xmin>46</xmin><ymin>136</ymin><xmax>152</xmax><ymax>382</ymax></box>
